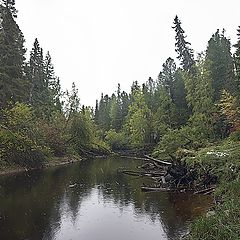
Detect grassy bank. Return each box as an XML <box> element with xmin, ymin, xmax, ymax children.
<box><xmin>186</xmin><ymin>141</ymin><xmax>240</xmax><ymax>239</ymax></box>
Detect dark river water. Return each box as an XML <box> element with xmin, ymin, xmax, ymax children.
<box><xmin>0</xmin><ymin>156</ymin><xmax>212</xmax><ymax>240</ymax></box>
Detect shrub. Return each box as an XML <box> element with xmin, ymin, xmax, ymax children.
<box><xmin>37</xmin><ymin>113</ymin><xmax>68</xmax><ymax>157</ymax></box>
<box><xmin>0</xmin><ymin>103</ymin><xmax>50</xmax><ymax>168</ymax></box>
<box><xmin>105</xmin><ymin>129</ymin><xmax>128</xmax><ymax>150</ymax></box>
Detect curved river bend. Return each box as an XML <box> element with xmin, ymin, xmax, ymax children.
<box><xmin>0</xmin><ymin>156</ymin><xmax>212</xmax><ymax>240</ymax></box>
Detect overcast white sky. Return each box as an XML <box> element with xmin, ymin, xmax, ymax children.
<box><xmin>16</xmin><ymin>0</ymin><xmax>240</xmax><ymax>107</ymax></box>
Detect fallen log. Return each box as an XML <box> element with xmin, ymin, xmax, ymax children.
<box><xmin>120</xmin><ymin>155</ymin><xmax>150</xmax><ymax>161</ymax></box>
<box><xmin>194</xmin><ymin>187</ymin><xmax>215</xmax><ymax>195</ymax></box>
<box><xmin>203</xmin><ymin>189</ymin><xmax>215</xmax><ymax>195</ymax></box>
<box><xmin>119</xmin><ymin>169</ymin><xmax>167</xmax><ymax>177</ymax></box>
<box><xmin>141</xmin><ymin>186</ymin><xmax>195</xmax><ymax>193</ymax></box>
<box><xmin>119</xmin><ymin>170</ymin><xmax>143</xmax><ymax>176</ymax></box>
<box><xmin>141</xmin><ymin>186</ymin><xmax>171</xmax><ymax>192</ymax></box>
<box><xmin>144</xmin><ymin>155</ymin><xmax>172</xmax><ymax>166</ymax></box>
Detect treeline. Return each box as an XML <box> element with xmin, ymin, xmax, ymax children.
<box><xmin>95</xmin><ymin>16</ymin><xmax>240</xmax><ymax>154</ymax></box>
<box><xmin>1</xmin><ymin>1</ymin><xmax>240</xmax><ymax>168</ymax></box>
<box><xmin>0</xmin><ymin>1</ymin><xmax>105</xmax><ymax>168</ymax></box>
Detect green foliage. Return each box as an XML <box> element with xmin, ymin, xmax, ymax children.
<box><xmin>0</xmin><ymin>4</ymin><xmax>27</xmax><ymax>109</ymax></box>
<box><xmin>1</xmin><ymin>0</ymin><xmax>17</xmax><ymax>17</ymax></box>
<box><xmin>234</xmin><ymin>26</ymin><xmax>240</xmax><ymax>102</ymax></box>
<box><xmin>63</xmin><ymin>82</ymin><xmax>80</xmax><ymax>119</ymax></box>
<box><xmin>28</xmin><ymin>38</ymin><xmax>45</xmax><ymax>109</ymax></box>
<box><xmin>206</xmin><ymin>29</ymin><xmax>235</xmax><ymax>101</ymax></box>
<box><xmin>105</xmin><ymin>129</ymin><xmax>128</xmax><ymax>150</ymax></box>
<box><xmin>172</xmin><ymin>15</ymin><xmax>195</xmax><ymax>72</ymax></box>
<box><xmin>186</xmin><ymin>141</ymin><xmax>240</xmax><ymax>240</ymax></box>
<box><xmin>185</xmin><ymin>141</ymin><xmax>240</xmax><ymax>181</ymax></box>
<box><xmin>157</xmin><ymin>57</ymin><xmax>176</xmax><ymax>101</ymax></box>
<box><xmin>229</xmin><ymin>129</ymin><xmax>240</xmax><ymax>141</ymax></box>
<box><xmin>96</xmin><ymin>94</ymin><xmax>111</xmax><ymax>131</ymax></box>
<box><xmin>187</xmin><ymin>193</ymin><xmax>240</xmax><ymax>240</ymax></box>
<box><xmin>218</xmin><ymin>90</ymin><xmax>240</xmax><ymax>132</ymax></box>
<box><xmin>124</xmin><ymin>90</ymin><xmax>152</xmax><ymax>146</ymax></box>
<box><xmin>0</xmin><ymin>103</ymin><xmax>50</xmax><ymax>167</ymax></box>
<box><xmin>184</xmin><ymin>57</ymin><xmax>214</xmax><ymax>114</ymax></box>
<box><xmin>37</xmin><ymin>113</ymin><xmax>68</xmax><ymax>157</ymax></box>
<box><xmin>154</xmin><ymin>123</ymin><xmax>212</xmax><ymax>158</ymax></box>
<box><xmin>172</xmin><ymin>69</ymin><xmax>190</xmax><ymax>125</ymax></box>
<box><xmin>68</xmin><ymin>108</ymin><xmax>97</xmax><ymax>152</ymax></box>
<box><xmin>153</xmin><ymin>86</ymin><xmax>177</xmax><ymax>138</ymax></box>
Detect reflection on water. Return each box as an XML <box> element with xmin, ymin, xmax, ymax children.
<box><xmin>0</xmin><ymin>156</ymin><xmax>212</xmax><ymax>240</ymax></box>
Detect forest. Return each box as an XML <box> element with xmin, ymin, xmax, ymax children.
<box><xmin>0</xmin><ymin>0</ymin><xmax>240</xmax><ymax>239</ymax></box>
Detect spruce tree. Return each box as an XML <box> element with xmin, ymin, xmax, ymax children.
<box><xmin>153</xmin><ymin>86</ymin><xmax>177</xmax><ymax>139</ymax></box>
<box><xmin>121</xmin><ymin>91</ymin><xmax>130</xmax><ymax>123</ymax></box>
<box><xmin>94</xmin><ymin>100</ymin><xmax>99</xmax><ymax>123</ymax></box>
<box><xmin>44</xmin><ymin>51</ymin><xmax>62</xmax><ymax>113</ymax></box>
<box><xmin>64</xmin><ymin>82</ymin><xmax>80</xmax><ymax>120</ymax></box>
<box><xmin>234</xmin><ymin>26</ymin><xmax>240</xmax><ymax>101</ymax></box>
<box><xmin>1</xmin><ymin>0</ymin><xmax>17</xmax><ymax>17</ymax></box>
<box><xmin>142</xmin><ymin>77</ymin><xmax>155</xmax><ymax>110</ymax></box>
<box><xmin>97</xmin><ymin>93</ymin><xmax>111</xmax><ymax>131</ymax></box>
<box><xmin>28</xmin><ymin>38</ymin><xmax>45</xmax><ymax>108</ymax></box>
<box><xmin>0</xmin><ymin>2</ymin><xmax>27</xmax><ymax>109</ymax></box>
<box><xmin>172</xmin><ymin>16</ymin><xmax>195</xmax><ymax>72</ymax></box>
<box><xmin>206</xmin><ymin>29</ymin><xmax>235</xmax><ymax>101</ymax></box>
<box><xmin>109</xmin><ymin>84</ymin><xmax>123</xmax><ymax>131</ymax></box>
<box><xmin>184</xmin><ymin>55</ymin><xmax>215</xmax><ymax>140</ymax></box>
<box><xmin>158</xmin><ymin>57</ymin><xmax>176</xmax><ymax>100</ymax></box>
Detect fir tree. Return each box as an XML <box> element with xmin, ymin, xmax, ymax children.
<box><xmin>109</xmin><ymin>84</ymin><xmax>123</xmax><ymax>131</ymax></box>
<box><xmin>97</xmin><ymin>93</ymin><xmax>111</xmax><ymax>131</ymax></box>
<box><xmin>153</xmin><ymin>86</ymin><xmax>177</xmax><ymax>140</ymax></box>
<box><xmin>184</xmin><ymin>55</ymin><xmax>215</xmax><ymax>139</ymax></box>
<box><xmin>94</xmin><ymin>99</ymin><xmax>99</xmax><ymax>123</ymax></box>
<box><xmin>206</xmin><ymin>29</ymin><xmax>235</xmax><ymax>101</ymax></box>
<box><xmin>1</xmin><ymin>0</ymin><xmax>17</xmax><ymax>17</ymax></box>
<box><xmin>142</xmin><ymin>77</ymin><xmax>155</xmax><ymax>110</ymax></box>
<box><xmin>64</xmin><ymin>82</ymin><xmax>80</xmax><ymax>120</ymax></box>
<box><xmin>234</xmin><ymin>26</ymin><xmax>240</xmax><ymax>101</ymax></box>
<box><xmin>121</xmin><ymin>91</ymin><xmax>130</xmax><ymax>123</ymax></box>
<box><xmin>44</xmin><ymin>51</ymin><xmax>62</xmax><ymax>113</ymax></box>
<box><xmin>0</xmin><ymin>2</ymin><xmax>27</xmax><ymax>108</ymax></box>
<box><xmin>172</xmin><ymin>16</ymin><xmax>195</xmax><ymax>72</ymax></box>
<box><xmin>158</xmin><ymin>57</ymin><xmax>176</xmax><ymax>100</ymax></box>
<box><xmin>28</xmin><ymin>38</ymin><xmax>45</xmax><ymax>108</ymax></box>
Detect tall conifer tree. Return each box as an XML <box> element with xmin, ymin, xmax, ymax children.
<box><xmin>234</xmin><ymin>26</ymin><xmax>240</xmax><ymax>100</ymax></box>
<box><xmin>206</xmin><ymin>29</ymin><xmax>235</xmax><ymax>101</ymax></box>
<box><xmin>28</xmin><ymin>38</ymin><xmax>45</xmax><ymax>108</ymax></box>
<box><xmin>0</xmin><ymin>1</ymin><xmax>27</xmax><ymax>108</ymax></box>
<box><xmin>172</xmin><ymin>16</ymin><xmax>195</xmax><ymax>72</ymax></box>
<box><xmin>158</xmin><ymin>57</ymin><xmax>176</xmax><ymax>100</ymax></box>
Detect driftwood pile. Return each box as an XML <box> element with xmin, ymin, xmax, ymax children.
<box><xmin>119</xmin><ymin>155</ymin><xmax>215</xmax><ymax>195</ymax></box>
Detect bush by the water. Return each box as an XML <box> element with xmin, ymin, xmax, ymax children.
<box><xmin>186</xmin><ymin>141</ymin><xmax>240</xmax><ymax>240</ymax></box>
<box><xmin>0</xmin><ymin>103</ymin><xmax>50</xmax><ymax>168</ymax></box>
<box><xmin>105</xmin><ymin>129</ymin><xmax>128</xmax><ymax>150</ymax></box>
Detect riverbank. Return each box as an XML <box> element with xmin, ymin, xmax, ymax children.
<box><xmin>185</xmin><ymin>140</ymin><xmax>240</xmax><ymax>239</ymax></box>
<box><xmin>0</xmin><ymin>155</ymin><xmax>82</xmax><ymax>177</ymax></box>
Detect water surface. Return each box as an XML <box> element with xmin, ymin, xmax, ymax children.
<box><xmin>0</xmin><ymin>156</ymin><xmax>212</xmax><ymax>240</ymax></box>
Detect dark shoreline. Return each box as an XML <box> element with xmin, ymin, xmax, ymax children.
<box><xmin>0</xmin><ymin>155</ymin><xmax>82</xmax><ymax>177</ymax></box>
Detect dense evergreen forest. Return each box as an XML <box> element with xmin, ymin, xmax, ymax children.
<box><xmin>95</xmin><ymin>16</ymin><xmax>240</xmax><ymax>151</ymax></box>
<box><xmin>0</xmin><ymin>1</ymin><xmax>240</xmax><ymax>238</ymax></box>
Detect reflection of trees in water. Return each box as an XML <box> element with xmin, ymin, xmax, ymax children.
<box><xmin>0</xmin><ymin>157</ymin><xmax>212</xmax><ymax>240</ymax></box>
<box><xmin>78</xmin><ymin>157</ymin><xmax>212</xmax><ymax>240</ymax></box>
<box><xmin>0</xmin><ymin>165</ymin><xmax>92</xmax><ymax>240</ymax></box>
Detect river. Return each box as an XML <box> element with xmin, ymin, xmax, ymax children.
<box><xmin>0</xmin><ymin>156</ymin><xmax>212</xmax><ymax>240</ymax></box>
